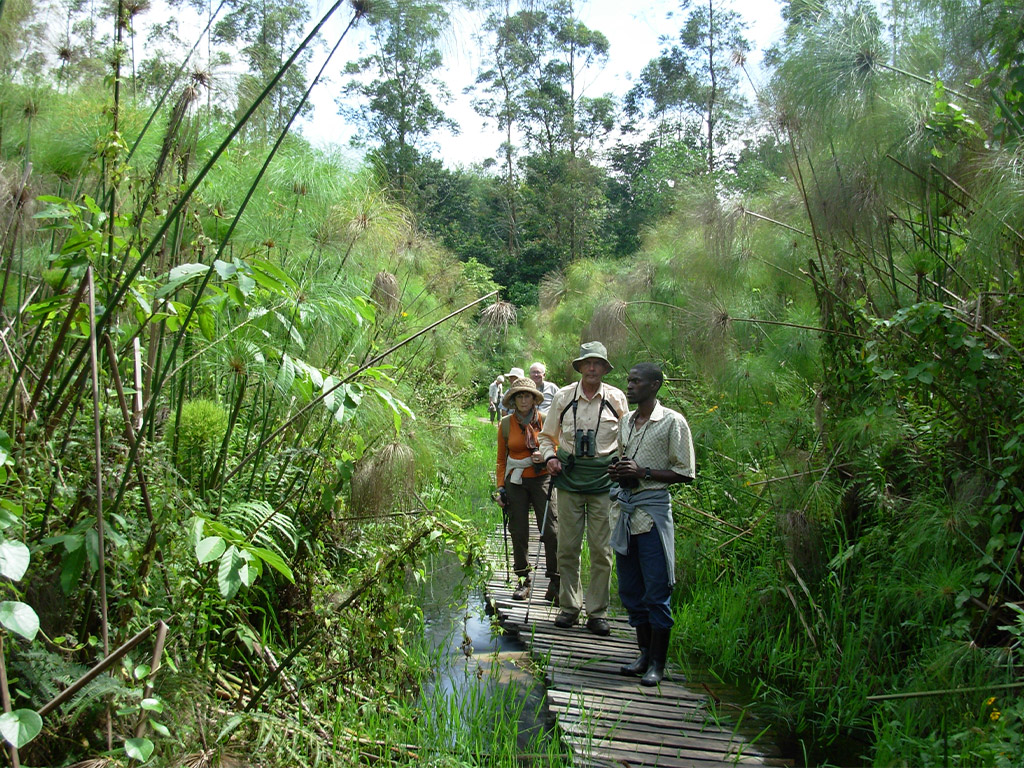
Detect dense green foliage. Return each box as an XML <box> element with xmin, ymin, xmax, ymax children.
<box><xmin>0</xmin><ymin>0</ymin><xmax>1022</xmax><ymax>765</ymax></box>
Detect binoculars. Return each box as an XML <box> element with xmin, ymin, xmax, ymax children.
<box><xmin>574</xmin><ymin>429</ymin><xmax>596</xmax><ymax>458</ymax></box>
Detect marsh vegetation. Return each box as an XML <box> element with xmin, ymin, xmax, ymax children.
<box><xmin>0</xmin><ymin>0</ymin><xmax>1022</xmax><ymax>765</ymax></box>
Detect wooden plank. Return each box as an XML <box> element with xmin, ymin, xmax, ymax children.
<box><xmin>483</xmin><ymin>524</ymin><xmax>792</xmax><ymax>768</ymax></box>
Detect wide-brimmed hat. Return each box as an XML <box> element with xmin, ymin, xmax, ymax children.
<box><xmin>505</xmin><ymin>366</ymin><xmax>525</xmax><ymax>380</ymax></box>
<box><xmin>502</xmin><ymin>376</ymin><xmax>544</xmax><ymax>408</ymax></box>
<box><xmin>571</xmin><ymin>341</ymin><xmax>612</xmax><ymax>372</ymax></box>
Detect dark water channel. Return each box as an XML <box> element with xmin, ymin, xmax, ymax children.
<box><xmin>416</xmin><ymin>552</ymin><xmax>557</xmax><ymax>761</ymax></box>
<box><xmin>416</xmin><ymin>552</ymin><xmax>870</xmax><ymax>767</ymax></box>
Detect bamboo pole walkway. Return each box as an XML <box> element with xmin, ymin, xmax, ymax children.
<box><xmin>484</xmin><ymin>523</ymin><xmax>792</xmax><ymax>767</ymax></box>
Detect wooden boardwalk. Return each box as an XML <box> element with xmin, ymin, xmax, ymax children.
<box><xmin>484</xmin><ymin>524</ymin><xmax>792</xmax><ymax>767</ymax></box>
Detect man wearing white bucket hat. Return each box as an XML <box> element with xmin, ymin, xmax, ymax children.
<box><xmin>538</xmin><ymin>342</ymin><xmax>628</xmax><ymax>636</ymax></box>
<box><xmin>501</xmin><ymin>367</ymin><xmax>526</xmax><ymax>416</ymax></box>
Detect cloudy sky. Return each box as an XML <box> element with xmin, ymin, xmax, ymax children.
<box><xmin>296</xmin><ymin>0</ymin><xmax>787</xmax><ymax>166</ymax></box>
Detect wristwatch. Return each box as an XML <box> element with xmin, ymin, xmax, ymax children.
<box><xmin>644</xmin><ymin>467</ymin><xmax>652</xmax><ymax>479</ymax></box>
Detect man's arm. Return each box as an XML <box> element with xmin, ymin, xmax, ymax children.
<box><xmin>539</xmin><ymin>387</ymin><xmax>568</xmax><ymax>474</ymax></box>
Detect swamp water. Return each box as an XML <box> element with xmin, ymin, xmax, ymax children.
<box><xmin>414</xmin><ymin>552</ymin><xmax>564</xmax><ymax>764</ymax></box>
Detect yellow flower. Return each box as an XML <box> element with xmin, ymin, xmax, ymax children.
<box><xmin>401</xmin><ymin>312</ymin><xmax>408</xmax><ymax>317</ymax></box>
<box><xmin>985</xmin><ymin>697</ymin><xmax>996</xmax><ymax>706</ymax></box>
<box><xmin>990</xmin><ymin>710</ymin><xmax>1001</xmax><ymax>721</ymax></box>
<box><xmin>705</xmin><ymin>405</ymin><xmax>719</xmax><ymax>414</ymax></box>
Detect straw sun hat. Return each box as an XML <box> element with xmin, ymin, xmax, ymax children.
<box><xmin>501</xmin><ymin>376</ymin><xmax>544</xmax><ymax>409</ymax></box>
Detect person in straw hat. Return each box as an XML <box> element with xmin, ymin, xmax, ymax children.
<box><xmin>496</xmin><ymin>376</ymin><xmax>559</xmax><ymax>602</ymax></box>
<box><xmin>538</xmin><ymin>342</ymin><xmax>628</xmax><ymax>636</ymax></box>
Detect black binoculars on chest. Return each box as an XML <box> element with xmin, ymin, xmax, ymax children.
<box><xmin>574</xmin><ymin>429</ymin><xmax>595</xmax><ymax>458</ymax></box>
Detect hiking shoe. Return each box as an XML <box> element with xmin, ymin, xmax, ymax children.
<box><xmin>512</xmin><ymin>581</ymin><xmax>531</xmax><ymax>600</ymax></box>
<box><xmin>553</xmin><ymin>611</ymin><xmax>578</xmax><ymax>629</ymax></box>
<box><xmin>586</xmin><ymin>617</ymin><xmax>611</xmax><ymax>637</ymax></box>
<box><xmin>543</xmin><ymin>583</ymin><xmax>559</xmax><ymax>606</ymax></box>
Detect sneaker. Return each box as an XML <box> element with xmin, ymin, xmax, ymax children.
<box><xmin>586</xmin><ymin>617</ymin><xmax>611</xmax><ymax>636</ymax></box>
<box><xmin>553</xmin><ymin>611</ymin><xmax>578</xmax><ymax>628</ymax></box>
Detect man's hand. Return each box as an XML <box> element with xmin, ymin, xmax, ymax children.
<box><xmin>608</xmin><ymin>457</ymin><xmax>642</xmax><ymax>480</ymax></box>
<box><xmin>545</xmin><ymin>456</ymin><xmax>562</xmax><ymax>476</ymax></box>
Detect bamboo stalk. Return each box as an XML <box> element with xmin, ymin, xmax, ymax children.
<box><xmin>38</xmin><ymin>622</ymin><xmax>162</xmax><ymax>717</ymax></box>
<box><xmin>133</xmin><ymin>621</ymin><xmax>169</xmax><ymax>739</ymax></box>
<box><xmin>867</xmin><ymin>681</ymin><xmax>1024</xmax><ymax>702</ymax></box>
<box><xmin>86</xmin><ymin>267</ymin><xmax>111</xmax><ymax>750</ymax></box>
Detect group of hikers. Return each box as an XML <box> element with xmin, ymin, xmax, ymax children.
<box><xmin>492</xmin><ymin>342</ymin><xmax>695</xmax><ymax>687</ymax></box>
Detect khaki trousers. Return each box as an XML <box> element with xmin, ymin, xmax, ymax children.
<box><xmin>556</xmin><ymin>488</ymin><xmax>613</xmax><ymax>618</ymax></box>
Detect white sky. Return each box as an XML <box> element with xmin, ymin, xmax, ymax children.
<box><xmin>295</xmin><ymin>0</ymin><xmax>787</xmax><ymax>167</ymax></box>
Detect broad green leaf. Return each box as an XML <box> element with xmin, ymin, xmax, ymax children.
<box><xmin>250</xmin><ymin>266</ymin><xmax>290</xmax><ymax>296</ymax></box>
<box><xmin>238</xmin><ymin>550</ymin><xmax>257</xmax><ymax>586</ymax></box>
<box><xmin>196</xmin><ymin>536</ymin><xmax>226</xmax><ymax>564</ymax></box>
<box><xmin>276</xmin><ymin>354</ymin><xmax>296</xmax><ymax>396</ymax></box>
<box><xmin>227</xmin><ymin>283</ymin><xmax>245</xmax><ymax>307</ymax></box>
<box><xmin>125</xmin><ymin>736</ymin><xmax>155</xmax><ymax>761</ymax></box>
<box><xmin>0</xmin><ymin>428</ymin><xmax>12</xmax><ymax>465</ymax></box>
<box><xmin>374</xmin><ymin>388</ymin><xmax>415</xmax><ymax>435</ymax></box>
<box><xmin>0</xmin><ymin>540</ymin><xmax>30</xmax><ymax>581</ymax></box>
<box><xmin>168</xmin><ymin>263</ymin><xmax>210</xmax><ymax>282</ymax></box>
<box><xmin>0</xmin><ymin>602</ymin><xmax>39</xmax><ymax>641</ymax></box>
<box><xmin>60</xmin><ymin>546</ymin><xmax>86</xmax><ymax>594</ymax></box>
<box><xmin>198</xmin><ymin>308</ymin><xmax>216</xmax><ymax>341</ymax></box>
<box><xmin>0</xmin><ymin>709</ymin><xmax>42</xmax><ymax>748</ymax></box>
<box><xmin>149</xmin><ymin>719</ymin><xmax>171</xmax><ymax>737</ymax></box>
<box><xmin>252</xmin><ymin>258</ymin><xmax>297</xmax><ymax>290</ymax></box>
<box><xmin>156</xmin><ymin>263</ymin><xmax>211</xmax><ymax>298</ymax></box>
<box><xmin>217</xmin><ymin>546</ymin><xmax>243</xmax><ymax>600</ymax></box>
<box><xmin>343</xmin><ymin>383</ymin><xmax>362</xmax><ymax>408</ymax></box>
<box><xmin>140</xmin><ymin>697</ymin><xmax>164</xmax><ymax>712</ymax></box>
<box><xmin>248</xmin><ymin>546</ymin><xmax>294</xmax><ymax>582</ymax></box>
<box><xmin>213</xmin><ymin>259</ymin><xmax>237</xmax><ymax>279</ymax></box>
<box><xmin>236</xmin><ymin>272</ymin><xmax>255</xmax><ymax>295</ymax></box>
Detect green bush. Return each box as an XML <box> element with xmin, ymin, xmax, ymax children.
<box><xmin>173</xmin><ymin>398</ymin><xmax>229</xmax><ymax>491</ymax></box>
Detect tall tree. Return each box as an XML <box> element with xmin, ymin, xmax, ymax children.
<box><xmin>627</xmin><ymin>0</ymin><xmax>750</xmax><ymax>175</ymax></box>
<box><xmin>338</xmin><ymin>0</ymin><xmax>457</xmax><ymax>205</ymax></box>
<box><xmin>472</xmin><ymin>0</ymin><xmax>612</xmax><ymax>269</ymax></box>
<box><xmin>214</xmin><ymin>0</ymin><xmax>312</xmax><ymax>141</ymax></box>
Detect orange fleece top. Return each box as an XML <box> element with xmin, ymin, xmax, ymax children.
<box><xmin>496</xmin><ymin>411</ymin><xmax>548</xmax><ymax>488</ymax></box>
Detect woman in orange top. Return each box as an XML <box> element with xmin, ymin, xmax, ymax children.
<box><xmin>497</xmin><ymin>377</ymin><xmax>559</xmax><ymax>602</ymax></box>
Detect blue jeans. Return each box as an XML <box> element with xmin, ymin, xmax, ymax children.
<box><xmin>616</xmin><ymin>528</ymin><xmax>673</xmax><ymax>630</ymax></box>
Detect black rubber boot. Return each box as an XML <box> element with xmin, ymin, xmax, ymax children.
<box><xmin>641</xmin><ymin>627</ymin><xmax>670</xmax><ymax>687</ymax></box>
<box><xmin>620</xmin><ymin>623</ymin><xmax>651</xmax><ymax>676</ymax></box>
<box><xmin>543</xmin><ymin>575</ymin><xmax>560</xmax><ymax>604</ymax></box>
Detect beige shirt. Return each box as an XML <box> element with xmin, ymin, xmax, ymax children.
<box><xmin>617</xmin><ymin>401</ymin><xmax>695</xmax><ymax>534</ymax></box>
<box><xmin>539</xmin><ymin>381</ymin><xmax>629</xmax><ymax>460</ymax></box>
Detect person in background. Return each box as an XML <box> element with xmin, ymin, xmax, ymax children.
<box><xmin>608</xmin><ymin>363</ymin><xmax>695</xmax><ymax>686</ymax></box>
<box><xmin>488</xmin><ymin>374</ymin><xmax>505</xmax><ymax>424</ymax></box>
<box><xmin>539</xmin><ymin>342</ymin><xmax>628</xmax><ymax>636</ymax></box>
<box><xmin>501</xmin><ymin>367</ymin><xmax>526</xmax><ymax>416</ymax></box>
<box><xmin>529</xmin><ymin>362</ymin><xmax>560</xmax><ymax>415</ymax></box>
<box><xmin>496</xmin><ymin>377</ymin><xmax>559</xmax><ymax>602</ymax></box>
